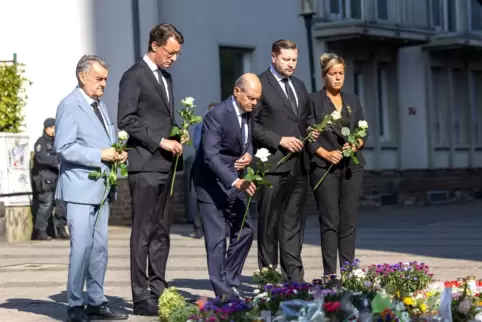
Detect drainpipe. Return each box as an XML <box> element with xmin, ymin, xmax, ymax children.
<box><xmin>131</xmin><ymin>0</ymin><xmax>141</xmax><ymax>61</ymax></box>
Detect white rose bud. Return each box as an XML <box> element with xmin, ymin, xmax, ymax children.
<box><xmin>255</xmin><ymin>148</ymin><xmax>271</xmax><ymax>163</ymax></box>
<box><xmin>181</xmin><ymin>97</ymin><xmax>195</xmax><ymax>107</ymax></box>
<box><xmin>358</xmin><ymin>120</ymin><xmax>368</xmax><ymax>129</ymax></box>
<box><xmin>341</xmin><ymin>127</ymin><xmax>351</xmax><ymax>137</ymax></box>
<box><xmin>118</xmin><ymin>130</ymin><xmax>129</xmax><ymax>141</ymax></box>
<box><xmin>331</xmin><ymin>110</ymin><xmax>341</xmax><ymax>120</ymax></box>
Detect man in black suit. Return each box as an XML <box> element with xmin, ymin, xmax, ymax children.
<box><xmin>192</xmin><ymin>73</ymin><xmax>261</xmax><ymax>299</ymax></box>
<box><xmin>253</xmin><ymin>39</ymin><xmax>316</xmax><ymax>282</ymax></box>
<box><xmin>117</xmin><ymin>23</ymin><xmax>184</xmax><ymax>316</ymax></box>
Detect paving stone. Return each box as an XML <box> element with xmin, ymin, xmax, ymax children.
<box><xmin>1</xmin><ymin>203</ymin><xmax>482</xmax><ymax>321</ymax></box>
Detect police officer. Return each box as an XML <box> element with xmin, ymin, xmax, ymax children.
<box><xmin>32</xmin><ymin>118</ymin><xmax>68</xmax><ymax>240</ymax></box>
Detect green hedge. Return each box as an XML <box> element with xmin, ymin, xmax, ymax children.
<box><xmin>0</xmin><ymin>59</ymin><xmax>31</xmax><ymax>132</ymax></box>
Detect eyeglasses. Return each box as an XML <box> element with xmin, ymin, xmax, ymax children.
<box><xmin>160</xmin><ymin>45</ymin><xmax>182</xmax><ymax>58</ymax></box>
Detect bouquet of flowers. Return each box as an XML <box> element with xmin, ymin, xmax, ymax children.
<box><xmin>169</xmin><ymin>97</ymin><xmax>202</xmax><ymax>195</ymax></box>
<box><xmin>88</xmin><ymin>130</ymin><xmax>129</xmax><ymax>225</ymax></box>
<box><xmin>252</xmin><ymin>265</ymin><xmax>283</xmax><ymax>290</ymax></box>
<box><xmin>276</xmin><ymin>110</ymin><xmax>341</xmax><ymax>166</ymax></box>
<box><xmin>237</xmin><ymin>148</ymin><xmax>272</xmax><ymax>241</ymax></box>
<box><xmin>313</xmin><ymin>120</ymin><xmax>368</xmax><ymax>191</ymax></box>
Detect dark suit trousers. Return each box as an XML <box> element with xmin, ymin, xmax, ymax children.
<box><xmin>128</xmin><ymin>171</ymin><xmax>173</xmax><ymax>303</ymax></box>
<box><xmin>257</xmin><ymin>158</ymin><xmax>308</xmax><ymax>282</ymax></box>
<box><xmin>311</xmin><ymin>165</ymin><xmax>364</xmax><ymax>275</ymax></box>
<box><xmin>198</xmin><ymin>191</ymin><xmax>253</xmax><ymax>297</ymax></box>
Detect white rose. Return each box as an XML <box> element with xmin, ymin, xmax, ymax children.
<box><xmin>358</xmin><ymin>120</ymin><xmax>368</xmax><ymax>129</ymax></box>
<box><xmin>118</xmin><ymin>130</ymin><xmax>129</xmax><ymax>141</ymax></box>
<box><xmin>255</xmin><ymin>148</ymin><xmax>271</xmax><ymax>162</ymax></box>
<box><xmin>181</xmin><ymin>97</ymin><xmax>195</xmax><ymax>107</ymax></box>
<box><xmin>331</xmin><ymin>110</ymin><xmax>341</xmax><ymax>120</ymax></box>
<box><xmin>341</xmin><ymin>127</ymin><xmax>351</xmax><ymax>137</ymax></box>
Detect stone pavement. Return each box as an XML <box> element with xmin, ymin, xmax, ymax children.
<box><xmin>1</xmin><ymin>202</ymin><xmax>482</xmax><ymax>321</ymax></box>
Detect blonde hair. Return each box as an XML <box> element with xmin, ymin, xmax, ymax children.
<box><xmin>319</xmin><ymin>53</ymin><xmax>345</xmax><ymax>76</ymax></box>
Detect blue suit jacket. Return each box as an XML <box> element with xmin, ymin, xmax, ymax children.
<box><xmin>54</xmin><ymin>88</ymin><xmax>116</xmax><ymax>205</ymax></box>
<box><xmin>192</xmin><ymin>97</ymin><xmax>253</xmax><ymax>204</ymax></box>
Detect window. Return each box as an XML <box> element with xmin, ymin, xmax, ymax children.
<box><xmin>452</xmin><ymin>69</ymin><xmax>471</xmax><ymax>145</ymax></box>
<box><xmin>219</xmin><ymin>47</ymin><xmax>253</xmax><ymax>101</ymax></box>
<box><xmin>471</xmin><ymin>0</ymin><xmax>482</xmax><ymax>31</ymax></box>
<box><xmin>431</xmin><ymin>0</ymin><xmax>456</xmax><ymax>32</ymax></box>
<box><xmin>431</xmin><ymin>67</ymin><xmax>451</xmax><ymax>146</ymax></box>
<box><xmin>377</xmin><ymin>0</ymin><xmax>388</xmax><ymax>20</ymax></box>
<box><xmin>327</xmin><ymin>0</ymin><xmax>362</xmax><ymax>19</ymax></box>
<box><xmin>376</xmin><ymin>63</ymin><xmax>398</xmax><ymax>143</ymax></box>
<box><xmin>350</xmin><ymin>0</ymin><xmax>362</xmax><ymax>19</ymax></box>
<box><xmin>471</xmin><ymin>71</ymin><xmax>482</xmax><ymax>145</ymax></box>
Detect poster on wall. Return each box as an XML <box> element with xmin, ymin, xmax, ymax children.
<box><xmin>0</xmin><ymin>133</ymin><xmax>32</xmax><ymax>207</ymax></box>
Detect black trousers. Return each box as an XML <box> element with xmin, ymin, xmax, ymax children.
<box><xmin>311</xmin><ymin>164</ymin><xmax>364</xmax><ymax>275</ymax></box>
<box><xmin>128</xmin><ymin>171</ymin><xmax>174</xmax><ymax>303</ymax></box>
<box><xmin>34</xmin><ymin>191</ymin><xmax>67</xmax><ymax>235</ymax></box>
<box><xmin>257</xmin><ymin>158</ymin><xmax>308</xmax><ymax>282</ymax></box>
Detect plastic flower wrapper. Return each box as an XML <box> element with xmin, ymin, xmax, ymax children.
<box><xmin>273</xmin><ymin>299</ymin><xmax>325</xmax><ymax>322</ymax></box>
<box><xmin>371</xmin><ymin>290</ymin><xmax>393</xmax><ymax>314</ymax></box>
<box><xmin>438</xmin><ymin>287</ymin><xmax>453</xmax><ymax>321</ymax></box>
<box><xmin>340</xmin><ymin>293</ymin><xmax>359</xmax><ymax>321</ymax></box>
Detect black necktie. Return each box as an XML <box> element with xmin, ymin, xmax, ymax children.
<box><xmin>282</xmin><ymin>78</ymin><xmax>298</xmax><ymax>115</ymax></box>
<box><xmin>91</xmin><ymin>101</ymin><xmax>108</xmax><ymax>134</ymax></box>
<box><xmin>155</xmin><ymin>69</ymin><xmax>169</xmax><ymax>103</ymax></box>
<box><xmin>240</xmin><ymin>113</ymin><xmax>248</xmax><ymax>147</ymax></box>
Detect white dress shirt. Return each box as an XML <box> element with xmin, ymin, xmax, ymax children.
<box><xmin>269</xmin><ymin>65</ymin><xmax>299</xmax><ymax>107</ymax></box>
<box><xmin>143</xmin><ymin>54</ymin><xmax>169</xmax><ymax>102</ymax></box>
<box><xmin>231</xmin><ymin>97</ymin><xmax>249</xmax><ymax>187</ymax></box>
<box><xmin>78</xmin><ymin>87</ymin><xmax>109</xmax><ymax>137</ymax></box>
<box><xmin>232</xmin><ymin>96</ymin><xmax>248</xmax><ymax>144</ymax></box>
<box><xmin>143</xmin><ymin>54</ymin><xmax>169</xmax><ymax>146</ymax></box>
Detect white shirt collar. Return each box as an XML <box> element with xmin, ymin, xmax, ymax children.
<box><xmin>143</xmin><ymin>54</ymin><xmax>158</xmax><ymax>72</ymax></box>
<box><xmin>231</xmin><ymin>96</ymin><xmax>244</xmax><ymax>116</ymax></box>
<box><xmin>77</xmin><ymin>87</ymin><xmax>96</xmax><ymax>106</ymax></box>
<box><xmin>269</xmin><ymin>65</ymin><xmax>288</xmax><ymax>83</ymax></box>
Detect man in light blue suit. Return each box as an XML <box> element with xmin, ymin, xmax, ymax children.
<box><xmin>55</xmin><ymin>55</ymin><xmax>128</xmax><ymax>322</ymax></box>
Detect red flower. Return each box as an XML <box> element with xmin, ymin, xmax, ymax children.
<box><xmin>324</xmin><ymin>301</ymin><xmax>341</xmax><ymax>312</ymax></box>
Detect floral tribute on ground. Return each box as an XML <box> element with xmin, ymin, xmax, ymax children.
<box><xmin>158</xmin><ymin>260</ymin><xmax>482</xmax><ymax>321</ymax></box>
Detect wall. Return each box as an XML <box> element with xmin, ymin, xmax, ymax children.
<box><xmin>0</xmin><ymin>0</ymin><xmax>95</xmax><ymax>149</ymax></box>
<box><xmin>397</xmin><ymin>47</ymin><xmax>430</xmax><ymax>170</ymax></box>
<box><xmin>157</xmin><ymin>0</ymin><xmax>312</xmax><ymax>157</ymax></box>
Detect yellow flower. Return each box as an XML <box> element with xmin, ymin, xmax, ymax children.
<box><xmin>420</xmin><ymin>303</ymin><xmax>428</xmax><ymax>313</ymax></box>
<box><xmin>403</xmin><ymin>297</ymin><xmax>416</xmax><ymax>307</ymax></box>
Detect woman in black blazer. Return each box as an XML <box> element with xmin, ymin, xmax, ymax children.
<box><xmin>307</xmin><ymin>53</ymin><xmax>368</xmax><ymax>276</ymax></box>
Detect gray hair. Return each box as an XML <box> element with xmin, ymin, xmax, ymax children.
<box><xmin>75</xmin><ymin>55</ymin><xmax>108</xmax><ymax>80</ymax></box>
<box><xmin>234</xmin><ymin>75</ymin><xmax>246</xmax><ymax>90</ymax></box>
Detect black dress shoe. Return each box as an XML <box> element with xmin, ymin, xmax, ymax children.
<box><xmin>56</xmin><ymin>229</ymin><xmax>70</xmax><ymax>240</ymax></box>
<box><xmin>85</xmin><ymin>302</ymin><xmax>128</xmax><ymax>320</ymax></box>
<box><xmin>188</xmin><ymin>229</ymin><xmax>202</xmax><ymax>239</ymax></box>
<box><xmin>67</xmin><ymin>306</ymin><xmax>88</xmax><ymax>322</ymax></box>
<box><xmin>231</xmin><ymin>286</ymin><xmax>245</xmax><ymax>300</ymax></box>
<box><xmin>133</xmin><ymin>298</ymin><xmax>158</xmax><ymax>316</ymax></box>
<box><xmin>36</xmin><ymin>231</ymin><xmax>52</xmax><ymax>241</ymax></box>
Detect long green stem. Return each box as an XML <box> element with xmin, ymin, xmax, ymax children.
<box><xmin>276</xmin><ymin>135</ymin><xmax>311</xmax><ymax>166</ymax></box>
<box><xmin>313</xmin><ymin>163</ymin><xmax>334</xmax><ymax>191</ymax></box>
<box><xmin>94</xmin><ymin>183</ymin><xmax>109</xmax><ymax>230</ymax></box>
<box><xmin>237</xmin><ymin>195</ymin><xmax>252</xmax><ymax>241</ymax></box>
<box><xmin>169</xmin><ymin>155</ymin><xmax>180</xmax><ymax>196</ymax></box>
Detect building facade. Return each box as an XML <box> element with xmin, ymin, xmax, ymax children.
<box><xmin>1</xmin><ymin>0</ymin><xmax>481</xmax><ymax>224</ymax></box>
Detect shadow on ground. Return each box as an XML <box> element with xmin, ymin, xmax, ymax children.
<box><xmin>0</xmin><ymin>291</ymin><xmax>131</xmax><ymax>321</ymax></box>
